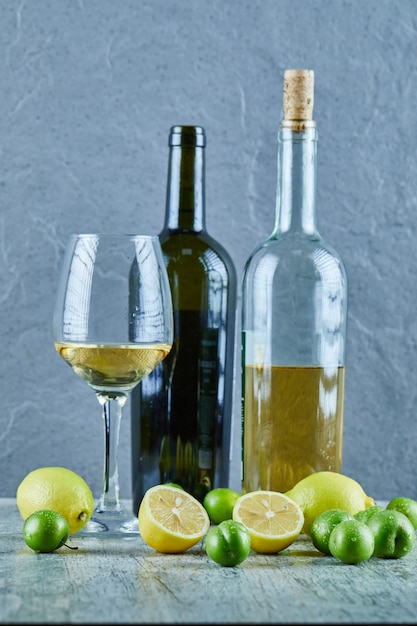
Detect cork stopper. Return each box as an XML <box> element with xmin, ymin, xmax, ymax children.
<box><xmin>283</xmin><ymin>69</ymin><xmax>314</xmax><ymax>121</ymax></box>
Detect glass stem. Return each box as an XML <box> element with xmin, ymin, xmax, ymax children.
<box><xmin>96</xmin><ymin>393</ymin><xmax>127</xmax><ymax>513</ymax></box>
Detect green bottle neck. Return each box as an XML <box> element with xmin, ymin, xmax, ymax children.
<box><xmin>163</xmin><ymin>126</ymin><xmax>206</xmax><ymax>233</ymax></box>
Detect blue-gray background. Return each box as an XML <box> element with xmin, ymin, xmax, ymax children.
<box><xmin>1</xmin><ymin>0</ymin><xmax>416</xmax><ymax>502</ymax></box>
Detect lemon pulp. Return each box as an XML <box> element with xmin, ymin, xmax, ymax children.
<box><xmin>138</xmin><ymin>484</ymin><xmax>210</xmax><ymax>553</ymax></box>
<box><xmin>232</xmin><ymin>490</ymin><xmax>304</xmax><ymax>553</ymax></box>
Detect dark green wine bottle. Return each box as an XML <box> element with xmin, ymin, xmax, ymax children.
<box><xmin>130</xmin><ymin>125</ymin><xmax>237</xmax><ymax>512</ymax></box>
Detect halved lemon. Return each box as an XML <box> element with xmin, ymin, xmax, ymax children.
<box><xmin>138</xmin><ymin>485</ymin><xmax>210</xmax><ymax>553</ymax></box>
<box><xmin>232</xmin><ymin>490</ymin><xmax>304</xmax><ymax>553</ymax></box>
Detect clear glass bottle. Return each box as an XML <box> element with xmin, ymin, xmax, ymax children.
<box><xmin>241</xmin><ymin>70</ymin><xmax>348</xmax><ymax>494</ymax></box>
<box><xmin>131</xmin><ymin>125</ymin><xmax>237</xmax><ymax>512</ymax></box>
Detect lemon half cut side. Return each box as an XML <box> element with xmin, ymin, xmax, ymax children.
<box><xmin>138</xmin><ymin>484</ymin><xmax>210</xmax><ymax>553</ymax></box>
<box><xmin>232</xmin><ymin>490</ymin><xmax>304</xmax><ymax>554</ymax></box>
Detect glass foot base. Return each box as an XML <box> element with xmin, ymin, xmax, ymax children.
<box><xmin>76</xmin><ymin>504</ymin><xmax>140</xmax><ymax>537</ymax></box>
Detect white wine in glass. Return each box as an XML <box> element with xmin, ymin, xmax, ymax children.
<box><xmin>53</xmin><ymin>234</ymin><xmax>173</xmax><ymax>535</ymax></box>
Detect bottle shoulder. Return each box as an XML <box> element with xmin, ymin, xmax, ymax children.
<box><xmin>159</xmin><ymin>231</ymin><xmax>237</xmax><ymax>311</ymax></box>
<box><xmin>243</xmin><ymin>234</ymin><xmax>347</xmax><ymax>284</ymax></box>
<box><xmin>160</xmin><ymin>231</ymin><xmax>237</xmax><ymax>279</ymax></box>
<box><xmin>242</xmin><ymin>233</ymin><xmax>348</xmax><ymax>366</ymax></box>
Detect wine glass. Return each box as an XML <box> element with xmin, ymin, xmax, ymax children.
<box><xmin>53</xmin><ymin>234</ymin><xmax>173</xmax><ymax>534</ymax></box>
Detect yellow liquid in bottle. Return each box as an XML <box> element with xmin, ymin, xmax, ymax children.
<box><xmin>242</xmin><ymin>364</ymin><xmax>345</xmax><ymax>493</ymax></box>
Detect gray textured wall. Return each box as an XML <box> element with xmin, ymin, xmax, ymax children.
<box><xmin>1</xmin><ymin>0</ymin><xmax>416</xmax><ymax>503</ymax></box>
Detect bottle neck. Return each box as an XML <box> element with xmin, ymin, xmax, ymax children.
<box><xmin>273</xmin><ymin>122</ymin><xmax>318</xmax><ymax>237</ymax></box>
<box><xmin>164</xmin><ymin>126</ymin><xmax>206</xmax><ymax>232</ymax></box>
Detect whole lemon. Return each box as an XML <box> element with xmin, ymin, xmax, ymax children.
<box><xmin>285</xmin><ymin>471</ymin><xmax>375</xmax><ymax>536</ymax></box>
<box><xmin>16</xmin><ymin>467</ymin><xmax>94</xmax><ymax>534</ymax></box>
